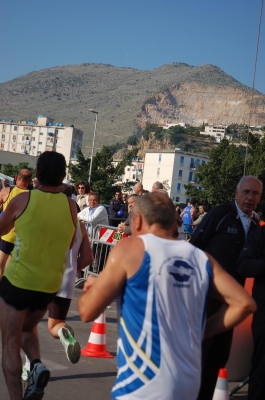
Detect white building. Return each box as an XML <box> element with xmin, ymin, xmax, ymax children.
<box><xmin>200</xmin><ymin>124</ymin><xmax>231</xmax><ymax>143</ymax></box>
<box><xmin>0</xmin><ymin>115</ymin><xmax>83</xmax><ymax>166</ymax></box>
<box><xmin>142</xmin><ymin>149</ymin><xmax>209</xmax><ymax>204</ymax></box>
<box><xmin>159</xmin><ymin>122</ymin><xmax>190</xmax><ymax>129</ymax></box>
<box><xmin>112</xmin><ymin>158</ymin><xmax>144</xmax><ymax>184</ymax></box>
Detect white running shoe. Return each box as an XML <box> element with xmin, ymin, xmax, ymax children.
<box><xmin>23</xmin><ymin>362</ymin><xmax>50</xmax><ymax>400</ymax></box>
<box><xmin>59</xmin><ymin>325</ymin><xmax>81</xmax><ymax>364</ymax></box>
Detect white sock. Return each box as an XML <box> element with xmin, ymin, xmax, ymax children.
<box><xmin>25</xmin><ymin>354</ymin><xmax>30</xmax><ymax>370</ymax></box>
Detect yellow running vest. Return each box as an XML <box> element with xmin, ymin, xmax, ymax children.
<box><xmin>4</xmin><ymin>190</ymin><xmax>76</xmax><ymax>293</ymax></box>
<box><xmin>1</xmin><ymin>186</ymin><xmax>29</xmax><ymax>244</ymax></box>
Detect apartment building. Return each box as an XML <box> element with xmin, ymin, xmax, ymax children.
<box><xmin>112</xmin><ymin>158</ymin><xmax>144</xmax><ymax>184</ymax></box>
<box><xmin>0</xmin><ymin>115</ymin><xmax>83</xmax><ymax>166</ymax></box>
<box><xmin>142</xmin><ymin>149</ymin><xmax>209</xmax><ymax>204</ymax></box>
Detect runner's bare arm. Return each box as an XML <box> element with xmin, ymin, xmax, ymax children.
<box><xmin>204</xmin><ymin>253</ymin><xmax>256</xmax><ymax>339</ymax></box>
<box><xmin>78</xmin><ymin>237</ymin><xmax>144</xmax><ymax>322</ymax></box>
<box><xmin>0</xmin><ymin>192</ymin><xmax>30</xmax><ymax>236</ymax></box>
<box><xmin>77</xmin><ymin>222</ymin><xmax>94</xmax><ymax>271</ymax></box>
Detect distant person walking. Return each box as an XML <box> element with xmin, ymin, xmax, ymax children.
<box><xmin>180</xmin><ymin>198</ymin><xmax>197</xmax><ymax>238</ymax></box>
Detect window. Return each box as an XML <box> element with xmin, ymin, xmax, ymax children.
<box><xmin>13</xmin><ymin>135</ymin><xmax>16</xmax><ymax>141</ymax></box>
<box><xmin>202</xmin><ymin>160</ymin><xmax>206</xmax><ymax>165</ymax></box>
<box><xmin>157</xmin><ymin>167</ymin><xmax>160</xmax><ymax>177</ymax></box>
<box><xmin>189</xmin><ymin>172</ymin><xmax>193</xmax><ymax>182</ymax></box>
<box><xmin>196</xmin><ymin>159</ymin><xmax>200</xmax><ymax>165</ymax></box>
<box><xmin>40</xmin><ymin>132</ymin><xmax>43</xmax><ymax>136</ymax></box>
<box><xmin>3</xmin><ymin>125</ymin><xmax>6</xmax><ymax>132</ymax></box>
<box><xmin>39</xmin><ymin>142</ymin><xmax>42</xmax><ymax>145</ymax></box>
<box><xmin>12</xmin><ymin>144</ymin><xmax>16</xmax><ymax>150</ymax></box>
<box><xmin>194</xmin><ymin>174</ymin><xmax>198</xmax><ymax>183</ymax></box>
<box><xmin>132</xmin><ymin>174</ymin><xmax>135</xmax><ymax>179</ymax></box>
<box><xmin>32</xmin><ymin>137</ymin><xmax>35</xmax><ymax>141</ymax></box>
<box><xmin>176</xmin><ymin>197</ymin><xmax>180</xmax><ymax>202</ymax></box>
<box><xmin>172</xmin><ymin>196</ymin><xmax>175</xmax><ymax>200</ymax></box>
<box><xmin>180</xmin><ymin>155</ymin><xmax>184</xmax><ymax>166</ymax></box>
<box><xmin>177</xmin><ymin>183</ymin><xmax>181</xmax><ymax>193</ymax></box>
<box><xmin>190</xmin><ymin>158</ymin><xmax>195</xmax><ymax>169</ymax></box>
<box><xmin>1</xmin><ymin>135</ymin><xmax>5</xmax><ymax>141</ymax></box>
<box><xmin>178</xmin><ymin>170</ymin><xmax>183</xmax><ymax>179</ymax></box>
<box><xmin>37</xmin><ymin>151</ymin><xmax>42</xmax><ymax>155</ymax></box>
<box><xmin>158</xmin><ymin>154</ymin><xmax>162</xmax><ymax>164</ymax></box>
<box><xmin>127</xmin><ymin>168</ymin><xmax>130</xmax><ymax>171</ymax></box>
<box><xmin>1</xmin><ymin>143</ymin><xmax>4</xmax><ymax>148</ymax></box>
<box><xmin>14</xmin><ymin>126</ymin><xmax>17</xmax><ymax>131</ymax></box>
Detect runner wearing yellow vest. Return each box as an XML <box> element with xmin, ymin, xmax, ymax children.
<box><xmin>0</xmin><ymin>169</ymin><xmax>32</xmax><ymax>278</ymax></box>
<box><xmin>0</xmin><ymin>152</ymin><xmax>77</xmax><ymax>400</ymax></box>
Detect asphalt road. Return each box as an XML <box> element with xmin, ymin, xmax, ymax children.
<box><xmin>0</xmin><ymin>288</ymin><xmax>248</xmax><ymax>399</ymax></box>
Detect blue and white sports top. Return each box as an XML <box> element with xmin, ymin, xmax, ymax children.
<box><xmin>112</xmin><ymin>233</ymin><xmax>212</xmax><ymax>400</ymax></box>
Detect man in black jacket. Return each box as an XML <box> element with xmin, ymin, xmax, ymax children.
<box><xmin>109</xmin><ymin>191</ymin><xmax>124</xmax><ymax>227</ymax></box>
<box><xmin>237</xmin><ymin>226</ymin><xmax>265</xmax><ymax>400</ymax></box>
<box><xmin>190</xmin><ymin>176</ymin><xmax>262</xmax><ymax>400</ymax></box>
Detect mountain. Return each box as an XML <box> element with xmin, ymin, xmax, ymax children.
<box><xmin>0</xmin><ymin>62</ymin><xmax>264</xmax><ymax>152</ymax></box>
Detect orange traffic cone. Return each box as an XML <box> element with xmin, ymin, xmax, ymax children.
<box><xmin>212</xmin><ymin>368</ymin><xmax>229</xmax><ymax>400</ymax></box>
<box><xmin>81</xmin><ymin>311</ymin><xmax>113</xmax><ymax>358</ymax></box>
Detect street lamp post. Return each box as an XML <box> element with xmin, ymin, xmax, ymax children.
<box><xmin>88</xmin><ymin>109</ymin><xmax>99</xmax><ymax>185</ymax></box>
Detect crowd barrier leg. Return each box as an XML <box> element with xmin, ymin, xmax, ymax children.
<box><xmin>229</xmin><ymin>377</ymin><xmax>249</xmax><ymax>396</ymax></box>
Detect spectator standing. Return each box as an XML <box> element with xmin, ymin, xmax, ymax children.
<box><xmin>121</xmin><ymin>193</ymin><xmax>128</xmax><ymax>218</ymax></box>
<box><xmin>151</xmin><ymin>181</ymin><xmax>163</xmax><ymax>192</ymax></box>
<box><xmin>134</xmin><ymin>182</ymin><xmax>144</xmax><ymax>196</ymax></box>
<box><xmin>76</xmin><ymin>180</ymin><xmax>90</xmax><ymax>210</ymax></box>
<box><xmin>78</xmin><ymin>192</ymin><xmax>256</xmax><ymax>400</ymax></box>
<box><xmin>0</xmin><ymin>178</ymin><xmax>10</xmax><ymax>191</ymax></box>
<box><xmin>237</xmin><ymin>226</ymin><xmax>265</xmax><ymax>400</ymax></box>
<box><xmin>78</xmin><ymin>192</ymin><xmax>108</xmax><ymax>234</ymax></box>
<box><xmin>0</xmin><ymin>151</ymin><xmax>77</xmax><ymax>400</ymax></box>
<box><xmin>109</xmin><ymin>191</ymin><xmax>123</xmax><ymax>227</ymax></box>
<box><xmin>176</xmin><ymin>204</ymin><xmax>182</xmax><ymax>216</ymax></box>
<box><xmin>190</xmin><ymin>176</ymin><xmax>262</xmax><ymax>400</ymax></box>
<box><xmin>118</xmin><ymin>194</ymin><xmax>139</xmax><ymax>236</ymax></box>
<box><xmin>193</xmin><ymin>205</ymin><xmax>208</xmax><ymax>227</ymax></box>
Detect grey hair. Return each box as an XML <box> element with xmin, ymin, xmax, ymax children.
<box><xmin>237</xmin><ymin>176</ymin><xmax>263</xmax><ymax>190</ymax></box>
<box><xmin>128</xmin><ymin>193</ymin><xmax>139</xmax><ymax>199</ymax></box>
<box><xmin>152</xmin><ymin>181</ymin><xmax>163</xmax><ymax>190</ymax></box>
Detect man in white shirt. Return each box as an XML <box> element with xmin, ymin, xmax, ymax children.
<box><xmin>78</xmin><ymin>192</ymin><xmax>108</xmax><ymax>235</ymax></box>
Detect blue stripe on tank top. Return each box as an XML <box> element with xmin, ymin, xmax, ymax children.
<box><xmin>112</xmin><ymin>251</ymin><xmax>161</xmax><ymax>397</ymax></box>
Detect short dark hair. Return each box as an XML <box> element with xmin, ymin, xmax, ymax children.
<box><xmin>37</xmin><ymin>151</ymin><xmax>66</xmax><ymax>187</ymax></box>
<box><xmin>132</xmin><ymin>192</ymin><xmax>176</xmax><ymax>230</ymax></box>
<box><xmin>76</xmin><ymin>180</ymin><xmax>90</xmax><ymax>194</ymax></box>
<box><xmin>89</xmin><ymin>192</ymin><xmax>100</xmax><ymax>203</ymax></box>
<box><xmin>190</xmin><ymin>198</ymin><xmax>197</xmax><ymax>205</ymax></box>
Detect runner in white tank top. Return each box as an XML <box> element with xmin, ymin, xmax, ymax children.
<box><xmin>78</xmin><ymin>192</ymin><xmax>256</xmax><ymax>400</ymax></box>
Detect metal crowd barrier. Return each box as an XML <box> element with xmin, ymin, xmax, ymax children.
<box><xmin>75</xmin><ymin>223</ymin><xmax>122</xmax><ymax>288</ymax></box>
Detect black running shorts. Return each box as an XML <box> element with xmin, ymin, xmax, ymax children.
<box><xmin>0</xmin><ymin>276</ymin><xmax>57</xmax><ymax>312</ymax></box>
<box><xmin>0</xmin><ymin>238</ymin><xmax>14</xmax><ymax>255</ymax></box>
<box><xmin>48</xmin><ymin>296</ymin><xmax>71</xmax><ymax>320</ymax></box>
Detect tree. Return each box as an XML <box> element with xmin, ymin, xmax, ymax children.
<box><xmin>3</xmin><ymin>162</ymin><xmax>36</xmax><ymax>178</ymax></box>
<box><xmin>185</xmin><ymin>138</ymin><xmax>244</xmax><ymax>206</ymax></box>
<box><xmin>67</xmin><ymin>148</ymin><xmax>90</xmax><ymax>184</ymax></box>
<box><xmin>90</xmin><ymin>146</ymin><xmax>119</xmax><ymax>203</ymax></box>
<box><xmin>115</xmin><ymin>148</ymin><xmax>139</xmax><ymax>177</ymax></box>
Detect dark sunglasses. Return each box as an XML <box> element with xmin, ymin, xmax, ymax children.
<box><xmin>78</xmin><ymin>186</ymin><xmax>85</xmax><ymax>189</ymax></box>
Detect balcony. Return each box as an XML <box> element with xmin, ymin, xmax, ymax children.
<box><xmin>190</xmin><ymin>164</ymin><xmax>197</xmax><ymax>170</ymax></box>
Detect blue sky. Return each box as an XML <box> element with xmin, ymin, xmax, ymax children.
<box><xmin>1</xmin><ymin>0</ymin><xmax>265</xmax><ymax>93</ymax></box>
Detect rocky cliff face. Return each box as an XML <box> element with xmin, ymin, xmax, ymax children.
<box><xmin>136</xmin><ymin>82</ymin><xmax>265</xmax><ymax>130</ymax></box>
<box><xmin>0</xmin><ymin>63</ymin><xmax>264</xmax><ymax>151</ymax></box>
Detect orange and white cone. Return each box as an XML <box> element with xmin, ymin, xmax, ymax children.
<box><xmin>212</xmin><ymin>368</ymin><xmax>229</xmax><ymax>400</ymax></box>
<box><xmin>81</xmin><ymin>311</ymin><xmax>113</xmax><ymax>358</ymax></box>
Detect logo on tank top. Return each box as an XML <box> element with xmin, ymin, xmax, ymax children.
<box><xmin>167</xmin><ymin>259</ymin><xmax>194</xmax><ymax>288</ymax></box>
